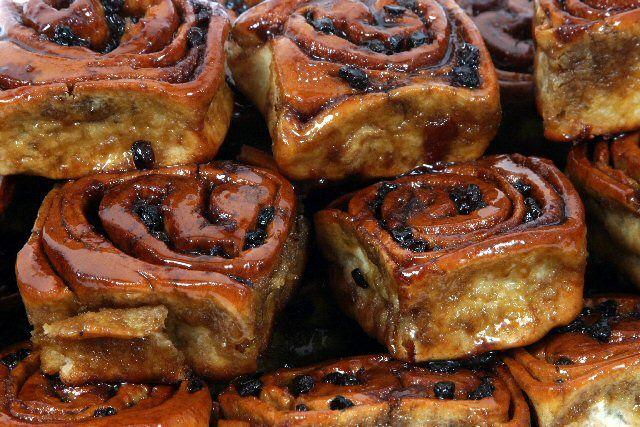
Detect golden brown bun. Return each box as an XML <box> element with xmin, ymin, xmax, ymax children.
<box><xmin>504</xmin><ymin>296</ymin><xmax>640</xmax><ymax>426</ymax></box>
<box><xmin>219</xmin><ymin>354</ymin><xmax>530</xmax><ymax>426</ymax></box>
<box><xmin>0</xmin><ymin>0</ymin><xmax>233</xmax><ymax>178</ymax></box>
<box><xmin>16</xmin><ymin>163</ymin><xmax>308</xmax><ymax>384</ymax></box>
<box><xmin>534</xmin><ymin>0</ymin><xmax>640</xmax><ymax>140</ymax></box>
<box><xmin>0</xmin><ymin>342</ymin><xmax>213</xmax><ymax>426</ymax></box>
<box><xmin>315</xmin><ymin>154</ymin><xmax>586</xmax><ymax>361</ymax></box>
<box><xmin>228</xmin><ymin>0</ymin><xmax>501</xmax><ymax>181</ymax></box>
<box><xmin>566</xmin><ymin>134</ymin><xmax>640</xmax><ymax>288</ymax></box>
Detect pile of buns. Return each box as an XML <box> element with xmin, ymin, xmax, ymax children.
<box><xmin>0</xmin><ymin>0</ymin><xmax>639</xmax><ymax>424</ymax></box>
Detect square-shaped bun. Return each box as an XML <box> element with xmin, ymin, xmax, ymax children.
<box><xmin>0</xmin><ymin>0</ymin><xmax>233</xmax><ymax>178</ymax></box>
<box><xmin>315</xmin><ymin>155</ymin><xmax>586</xmax><ymax>361</ymax></box>
<box><xmin>229</xmin><ymin>0</ymin><xmax>501</xmax><ymax>181</ymax></box>
<box><xmin>16</xmin><ymin>163</ymin><xmax>308</xmax><ymax>384</ymax></box>
<box><xmin>534</xmin><ymin>0</ymin><xmax>640</xmax><ymax>140</ymax></box>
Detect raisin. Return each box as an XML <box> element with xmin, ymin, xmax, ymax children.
<box><xmin>456</xmin><ymin>43</ymin><xmax>480</xmax><ymax>67</ymax></box>
<box><xmin>234</xmin><ymin>375</ymin><xmax>263</xmax><ymax>397</ymax></box>
<box><xmin>229</xmin><ymin>275</ymin><xmax>255</xmax><ymax>288</ymax></box>
<box><xmin>449</xmin><ymin>184</ymin><xmax>486</xmax><ymax>215</ymax></box>
<box><xmin>425</xmin><ymin>360</ymin><xmax>460</xmax><ymax>373</ymax></box>
<box><xmin>597</xmin><ymin>300</ymin><xmax>618</xmax><ymax>318</ymax></box>
<box><xmin>101</xmin><ymin>0</ymin><xmax>124</xmax><ymax>14</ymax></box>
<box><xmin>225</xmin><ymin>0</ymin><xmax>247</xmax><ymax>13</ymax></box>
<box><xmin>523</xmin><ymin>197</ymin><xmax>542</xmax><ymax>222</ymax></box>
<box><xmin>106</xmin><ymin>14</ymin><xmax>125</xmax><ymax>37</ymax></box>
<box><xmin>244</xmin><ymin>231</ymin><xmax>267</xmax><ymax>249</ymax></box>
<box><xmin>295</xmin><ymin>404</ymin><xmax>309</xmax><ymax>411</ymax></box>
<box><xmin>467</xmin><ymin>377</ymin><xmax>495</xmax><ymax>400</ymax></box>
<box><xmin>463</xmin><ymin>352</ymin><xmax>497</xmax><ymax>369</ymax></box>
<box><xmin>384</xmin><ymin>5</ymin><xmax>406</xmax><ymax>15</ymax></box>
<box><xmin>450</xmin><ymin>43</ymin><xmax>481</xmax><ymax>88</ymax></box>
<box><xmin>256</xmin><ymin>206</ymin><xmax>275</xmax><ymax>228</ymax></box>
<box><xmin>197</xmin><ymin>7</ymin><xmax>212</xmax><ymax>23</ymax></box>
<box><xmin>289</xmin><ymin>375</ymin><xmax>315</xmax><ymax>396</ymax></box>
<box><xmin>388</xmin><ymin>35</ymin><xmax>404</xmax><ymax>53</ymax></box>
<box><xmin>409</xmin><ymin>31</ymin><xmax>429</xmax><ymax>48</ymax></box>
<box><xmin>390</xmin><ymin>226</ymin><xmax>430</xmax><ymax>252</ymax></box>
<box><xmin>310</xmin><ymin>17</ymin><xmax>336</xmax><ymax>34</ymax></box>
<box><xmin>329</xmin><ymin>395</ymin><xmax>354</xmax><ymax>410</ymax></box>
<box><xmin>397</xmin><ymin>0</ymin><xmax>418</xmax><ymax>10</ymax></box>
<box><xmin>351</xmin><ymin>268</ymin><xmax>369</xmax><ymax>289</ymax></box>
<box><xmin>134</xmin><ymin>202</ymin><xmax>163</xmax><ymax>233</ymax></box>
<box><xmin>433</xmin><ymin>381</ymin><xmax>455</xmax><ymax>399</ymax></box>
<box><xmin>323</xmin><ymin>371</ymin><xmax>361</xmax><ymax>386</ymax></box>
<box><xmin>243</xmin><ymin>206</ymin><xmax>275</xmax><ymax>250</ymax></box>
<box><xmin>365</xmin><ymin>39</ymin><xmax>387</xmax><ymax>53</ymax></box>
<box><xmin>554</xmin><ymin>356</ymin><xmax>573</xmax><ymax>365</ymax></box>
<box><xmin>338</xmin><ymin>66</ymin><xmax>369</xmax><ymax>90</ymax></box>
<box><xmin>426</xmin><ymin>352</ymin><xmax>496</xmax><ymax>374</ymax></box>
<box><xmin>513</xmin><ymin>180</ymin><xmax>532</xmax><ymax>195</ymax></box>
<box><xmin>187</xmin><ymin>27</ymin><xmax>206</xmax><ymax>47</ymax></box>
<box><xmin>587</xmin><ymin>318</ymin><xmax>612</xmax><ymax>343</ymax></box>
<box><xmin>93</xmin><ymin>407</ymin><xmax>117</xmax><ymax>417</ymax></box>
<box><xmin>52</xmin><ymin>25</ymin><xmax>89</xmax><ymax>47</ymax></box>
<box><xmin>131</xmin><ymin>140</ymin><xmax>155</xmax><ymax>170</ymax></box>
<box><xmin>372</xmin><ymin>182</ymin><xmax>398</xmax><ymax>216</ymax></box>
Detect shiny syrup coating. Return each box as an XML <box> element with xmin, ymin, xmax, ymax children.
<box><xmin>330</xmin><ymin>154</ymin><xmax>584</xmax><ymax>263</ymax></box>
<box><xmin>232</xmin><ymin>0</ymin><xmax>494</xmax><ymax>119</ymax></box>
<box><xmin>567</xmin><ymin>133</ymin><xmax>640</xmax><ymax>214</ymax></box>
<box><xmin>16</xmin><ymin>162</ymin><xmax>297</xmax><ymax>313</ymax></box>
<box><xmin>0</xmin><ymin>343</ymin><xmax>212</xmax><ymax>425</ymax></box>
<box><xmin>0</xmin><ymin>0</ymin><xmax>229</xmax><ymax>99</ymax></box>
<box><xmin>219</xmin><ymin>354</ymin><xmax>530</xmax><ymax>425</ymax></box>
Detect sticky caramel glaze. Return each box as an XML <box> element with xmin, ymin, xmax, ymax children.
<box><xmin>315</xmin><ymin>154</ymin><xmax>586</xmax><ymax>361</ymax></box>
<box><xmin>219</xmin><ymin>354</ymin><xmax>530</xmax><ymax>426</ymax></box>
<box><xmin>15</xmin><ymin>163</ymin><xmax>308</xmax><ymax>384</ymax></box>
<box><xmin>567</xmin><ymin>134</ymin><xmax>640</xmax><ymax>287</ymax></box>
<box><xmin>229</xmin><ymin>0</ymin><xmax>500</xmax><ymax>181</ymax></box>
<box><xmin>0</xmin><ymin>0</ymin><xmax>233</xmax><ymax>178</ymax></box>
<box><xmin>0</xmin><ymin>342</ymin><xmax>213</xmax><ymax>426</ymax></box>
<box><xmin>456</xmin><ymin>0</ymin><xmax>534</xmax><ymax>103</ymax></box>
<box><xmin>534</xmin><ymin>0</ymin><xmax>640</xmax><ymax>140</ymax></box>
<box><xmin>504</xmin><ymin>296</ymin><xmax>640</xmax><ymax>426</ymax></box>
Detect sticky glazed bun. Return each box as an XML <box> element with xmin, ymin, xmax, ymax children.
<box><xmin>534</xmin><ymin>0</ymin><xmax>640</xmax><ymax>141</ymax></box>
<box><xmin>0</xmin><ymin>342</ymin><xmax>213</xmax><ymax>425</ymax></box>
<box><xmin>0</xmin><ymin>0</ymin><xmax>233</xmax><ymax>179</ymax></box>
<box><xmin>228</xmin><ymin>0</ymin><xmax>501</xmax><ymax>181</ymax></box>
<box><xmin>315</xmin><ymin>154</ymin><xmax>586</xmax><ymax>362</ymax></box>
<box><xmin>219</xmin><ymin>354</ymin><xmax>530</xmax><ymax>426</ymax></box>
<box><xmin>456</xmin><ymin>0</ymin><xmax>534</xmax><ymax>104</ymax></box>
<box><xmin>15</xmin><ymin>163</ymin><xmax>308</xmax><ymax>384</ymax></box>
<box><xmin>504</xmin><ymin>296</ymin><xmax>640</xmax><ymax>426</ymax></box>
<box><xmin>567</xmin><ymin>133</ymin><xmax>640</xmax><ymax>288</ymax></box>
